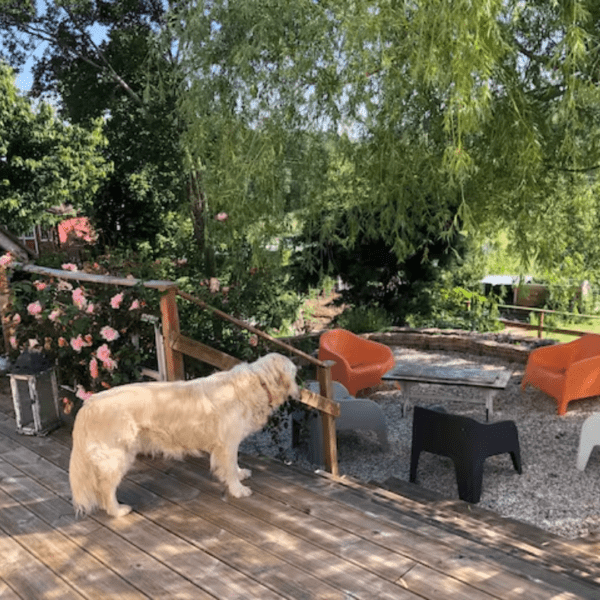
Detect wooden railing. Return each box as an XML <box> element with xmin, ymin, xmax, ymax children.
<box><xmin>499</xmin><ymin>304</ymin><xmax>600</xmax><ymax>339</ymax></box>
<box><xmin>6</xmin><ymin>264</ymin><xmax>340</xmax><ymax>474</ymax></box>
<box><xmin>161</xmin><ymin>287</ymin><xmax>340</xmax><ymax>474</ymax></box>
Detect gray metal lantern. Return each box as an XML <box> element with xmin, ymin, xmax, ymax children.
<box><xmin>8</xmin><ymin>351</ymin><xmax>61</xmax><ymax>435</ymax></box>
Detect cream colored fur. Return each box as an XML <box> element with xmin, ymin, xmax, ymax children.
<box><xmin>69</xmin><ymin>352</ymin><xmax>300</xmax><ymax>518</ymax></box>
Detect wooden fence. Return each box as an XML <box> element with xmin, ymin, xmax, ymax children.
<box><xmin>3</xmin><ymin>263</ymin><xmax>341</xmax><ymax>475</ymax></box>
<box><xmin>499</xmin><ymin>303</ymin><xmax>600</xmax><ymax>339</ymax></box>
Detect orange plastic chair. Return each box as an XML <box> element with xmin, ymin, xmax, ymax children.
<box><xmin>318</xmin><ymin>329</ymin><xmax>395</xmax><ymax>396</ymax></box>
<box><xmin>521</xmin><ymin>334</ymin><xmax>600</xmax><ymax>415</ymax></box>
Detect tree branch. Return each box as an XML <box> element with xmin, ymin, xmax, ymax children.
<box><xmin>550</xmin><ymin>163</ymin><xmax>600</xmax><ymax>173</ymax></box>
<box><xmin>58</xmin><ymin>3</ymin><xmax>143</xmax><ymax>105</ymax></box>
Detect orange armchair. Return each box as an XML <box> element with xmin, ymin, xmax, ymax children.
<box><xmin>318</xmin><ymin>329</ymin><xmax>395</xmax><ymax>396</ymax></box>
<box><xmin>521</xmin><ymin>334</ymin><xmax>600</xmax><ymax>415</ymax></box>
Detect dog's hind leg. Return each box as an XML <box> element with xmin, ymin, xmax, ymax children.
<box><xmin>96</xmin><ymin>449</ymin><xmax>134</xmax><ymax>518</ymax></box>
<box><xmin>210</xmin><ymin>443</ymin><xmax>252</xmax><ymax>498</ymax></box>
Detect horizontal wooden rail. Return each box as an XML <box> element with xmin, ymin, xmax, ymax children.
<box><xmin>171</xmin><ymin>333</ymin><xmax>242</xmax><ymax>371</ymax></box>
<box><xmin>299</xmin><ymin>389</ymin><xmax>340</xmax><ymax>417</ymax></box>
<box><xmin>176</xmin><ymin>289</ymin><xmax>324</xmax><ymax>368</ymax></box>
<box><xmin>498</xmin><ymin>303</ymin><xmax>600</xmax><ymax>320</ymax></box>
<box><xmin>14</xmin><ymin>262</ymin><xmax>175</xmax><ymax>291</ymax></box>
<box><xmin>169</xmin><ymin>332</ymin><xmax>340</xmax><ymax>416</ymax></box>
<box><xmin>499</xmin><ymin>318</ymin><xmax>588</xmax><ymax>338</ymax></box>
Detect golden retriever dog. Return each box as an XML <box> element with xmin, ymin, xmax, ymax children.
<box><xmin>69</xmin><ymin>353</ymin><xmax>300</xmax><ymax>518</ymax></box>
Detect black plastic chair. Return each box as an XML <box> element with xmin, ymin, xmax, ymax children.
<box><xmin>410</xmin><ymin>406</ymin><xmax>522</xmax><ymax>503</ymax></box>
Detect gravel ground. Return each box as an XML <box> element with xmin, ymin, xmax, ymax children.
<box><xmin>240</xmin><ymin>346</ymin><xmax>600</xmax><ymax>540</ymax></box>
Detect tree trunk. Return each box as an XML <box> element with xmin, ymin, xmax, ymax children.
<box><xmin>188</xmin><ymin>171</ymin><xmax>216</xmax><ymax>276</ymax></box>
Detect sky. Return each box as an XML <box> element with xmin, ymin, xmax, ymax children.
<box><xmin>15</xmin><ymin>56</ymin><xmax>37</xmax><ymax>92</ymax></box>
<box><xmin>9</xmin><ymin>0</ymin><xmax>108</xmax><ymax>94</ymax></box>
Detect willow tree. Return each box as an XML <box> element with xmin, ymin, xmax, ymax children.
<box><xmin>5</xmin><ymin>1</ymin><xmax>600</xmax><ymax>278</ymax></box>
<box><xmin>172</xmin><ymin>0</ymin><xmax>600</xmax><ymax>281</ymax></box>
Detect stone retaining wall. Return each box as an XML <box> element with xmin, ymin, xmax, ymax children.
<box><xmin>362</xmin><ymin>328</ymin><xmax>541</xmax><ymax>364</ymax></box>
<box><xmin>287</xmin><ymin>327</ymin><xmax>551</xmax><ymax>365</ymax></box>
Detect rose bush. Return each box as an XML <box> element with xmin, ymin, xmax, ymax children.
<box><xmin>4</xmin><ymin>259</ymin><xmax>160</xmax><ymax>413</ymax></box>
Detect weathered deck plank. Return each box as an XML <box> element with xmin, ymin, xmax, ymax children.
<box><xmin>179</xmin><ymin>455</ymin><xmax>588</xmax><ymax>600</ymax></box>
<box><xmin>0</xmin><ymin>427</ymin><xmax>421</xmax><ymax>600</ymax></box>
<box><xmin>240</xmin><ymin>455</ymin><xmax>600</xmax><ymax>598</ymax></box>
<box><xmin>0</xmin><ymin>404</ymin><xmax>599</xmax><ymax>600</ymax></box>
<box><xmin>0</xmin><ymin>533</ymin><xmax>87</xmax><ymax>600</ymax></box>
<box><xmin>0</xmin><ymin>578</ymin><xmax>24</xmax><ymax>600</ymax></box>
<box><xmin>0</xmin><ymin>458</ymin><xmax>214</xmax><ymax>600</ymax></box>
<box><xmin>0</xmin><ymin>439</ymin><xmax>304</xmax><ymax>600</ymax></box>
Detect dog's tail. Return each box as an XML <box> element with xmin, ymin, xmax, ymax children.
<box><xmin>69</xmin><ymin>408</ymin><xmax>101</xmax><ymax>517</ymax></box>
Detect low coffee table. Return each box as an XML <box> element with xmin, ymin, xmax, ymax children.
<box><xmin>382</xmin><ymin>362</ymin><xmax>512</xmax><ymax>421</ymax></box>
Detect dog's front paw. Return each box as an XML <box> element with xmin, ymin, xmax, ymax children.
<box><xmin>238</xmin><ymin>467</ymin><xmax>252</xmax><ymax>480</ymax></box>
<box><xmin>108</xmin><ymin>504</ymin><xmax>132</xmax><ymax>518</ymax></box>
<box><xmin>229</xmin><ymin>483</ymin><xmax>252</xmax><ymax>498</ymax></box>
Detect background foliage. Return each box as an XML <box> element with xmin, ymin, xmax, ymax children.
<box><xmin>2</xmin><ymin>1</ymin><xmax>600</xmax><ymax>334</ymax></box>
<box><xmin>0</xmin><ymin>63</ymin><xmax>109</xmax><ymax>234</ymax></box>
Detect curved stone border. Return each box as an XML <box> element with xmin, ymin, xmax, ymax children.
<box><xmin>363</xmin><ymin>328</ymin><xmax>544</xmax><ymax>364</ymax></box>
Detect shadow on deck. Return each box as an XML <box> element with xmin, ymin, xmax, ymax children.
<box><xmin>0</xmin><ymin>398</ymin><xmax>599</xmax><ymax>599</ymax></box>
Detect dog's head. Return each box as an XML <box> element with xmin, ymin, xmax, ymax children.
<box><xmin>258</xmin><ymin>353</ymin><xmax>300</xmax><ymax>406</ymax></box>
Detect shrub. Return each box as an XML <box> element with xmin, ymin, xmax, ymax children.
<box><xmin>406</xmin><ymin>285</ymin><xmax>502</xmax><ymax>332</ymax></box>
<box><xmin>4</xmin><ymin>259</ymin><xmax>160</xmax><ymax>414</ymax></box>
<box><xmin>336</xmin><ymin>305</ymin><xmax>393</xmax><ymax>334</ymax></box>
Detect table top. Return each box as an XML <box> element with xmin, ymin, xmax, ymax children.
<box><xmin>383</xmin><ymin>362</ymin><xmax>511</xmax><ymax>389</ymax></box>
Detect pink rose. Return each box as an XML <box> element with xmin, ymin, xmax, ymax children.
<box><xmin>61</xmin><ymin>263</ymin><xmax>78</xmax><ymax>271</ymax></box>
<box><xmin>100</xmin><ymin>326</ymin><xmax>120</xmax><ymax>342</ymax></box>
<box><xmin>12</xmin><ymin>313</ymin><xmax>21</xmax><ymax>324</ymax></box>
<box><xmin>70</xmin><ymin>335</ymin><xmax>86</xmax><ymax>353</ymax></box>
<box><xmin>129</xmin><ymin>299</ymin><xmax>140</xmax><ymax>310</ymax></box>
<box><xmin>0</xmin><ymin>253</ymin><xmax>13</xmax><ymax>267</ymax></box>
<box><xmin>27</xmin><ymin>301</ymin><xmax>43</xmax><ymax>315</ymax></box>
<box><xmin>215</xmin><ymin>212</ymin><xmax>228</xmax><ymax>221</ymax></box>
<box><xmin>33</xmin><ymin>280</ymin><xmax>47</xmax><ymax>291</ymax></box>
<box><xmin>96</xmin><ymin>343</ymin><xmax>112</xmax><ymax>362</ymax></box>
<box><xmin>103</xmin><ymin>357</ymin><xmax>118</xmax><ymax>371</ymax></box>
<box><xmin>97</xmin><ymin>344</ymin><xmax>117</xmax><ymax>371</ymax></box>
<box><xmin>48</xmin><ymin>309</ymin><xmax>61</xmax><ymax>322</ymax></box>
<box><xmin>58</xmin><ymin>337</ymin><xmax>67</xmax><ymax>347</ymax></box>
<box><xmin>249</xmin><ymin>334</ymin><xmax>258</xmax><ymax>347</ymax></box>
<box><xmin>72</xmin><ymin>288</ymin><xmax>87</xmax><ymax>309</ymax></box>
<box><xmin>62</xmin><ymin>397</ymin><xmax>74</xmax><ymax>415</ymax></box>
<box><xmin>86</xmin><ymin>303</ymin><xmax>95</xmax><ymax>314</ymax></box>
<box><xmin>9</xmin><ymin>336</ymin><xmax>17</xmax><ymax>349</ymax></box>
<box><xmin>76</xmin><ymin>385</ymin><xmax>93</xmax><ymax>402</ymax></box>
<box><xmin>89</xmin><ymin>357</ymin><xmax>99</xmax><ymax>379</ymax></box>
<box><xmin>110</xmin><ymin>292</ymin><xmax>124</xmax><ymax>309</ymax></box>
<box><xmin>57</xmin><ymin>280</ymin><xmax>73</xmax><ymax>291</ymax></box>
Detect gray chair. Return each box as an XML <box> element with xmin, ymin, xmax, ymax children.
<box><xmin>292</xmin><ymin>380</ymin><xmax>389</xmax><ymax>465</ymax></box>
<box><xmin>577</xmin><ymin>413</ymin><xmax>600</xmax><ymax>471</ymax></box>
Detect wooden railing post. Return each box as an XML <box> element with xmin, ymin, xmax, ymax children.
<box><xmin>0</xmin><ymin>265</ymin><xmax>10</xmax><ymax>354</ymax></box>
<box><xmin>317</xmin><ymin>360</ymin><xmax>339</xmax><ymax>476</ymax></box>
<box><xmin>538</xmin><ymin>310</ymin><xmax>545</xmax><ymax>339</ymax></box>
<box><xmin>160</xmin><ymin>286</ymin><xmax>185</xmax><ymax>381</ymax></box>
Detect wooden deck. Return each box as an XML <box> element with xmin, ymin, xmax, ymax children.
<box><xmin>1</xmin><ymin>405</ymin><xmax>600</xmax><ymax>599</ymax></box>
